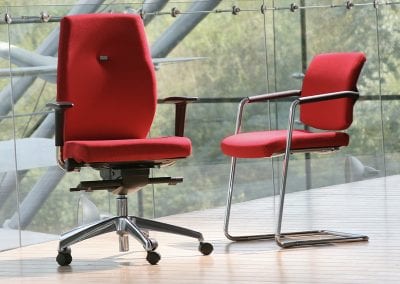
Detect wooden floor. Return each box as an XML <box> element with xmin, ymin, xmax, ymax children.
<box><xmin>1</xmin><ymin>175</ymin><xmax>400</xmax><ymax>283</ymax></box>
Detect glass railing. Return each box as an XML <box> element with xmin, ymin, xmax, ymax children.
<box><xmin>0</xmin><ymin>0</ymin><xmax>398</xmax><ymax>250</ymax></box>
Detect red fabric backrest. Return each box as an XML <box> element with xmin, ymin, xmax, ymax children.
<box><xmin>299</xmin><ymin>52</ymin><xmax>366</xmax><ymax>130</ymax></box>
<box><xmin>57</xmin><ymin>13</ymin><xmax>157</xmax><ymax>141</ymax></box>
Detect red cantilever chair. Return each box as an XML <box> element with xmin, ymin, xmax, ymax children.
<box><xmin>221</xmin><ymin>52</ymin><xmax>369</xmax><ymax>248</ymax></box>
<box><xmin>47</xmin><ymin>13</ymin><xmax>212</xmax><ymax>265</ymax></box>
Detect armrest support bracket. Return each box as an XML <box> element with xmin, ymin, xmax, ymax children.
<box><xmin>159</xmin><ymin>96</ymin><xmax>198</xmax><ymax>136</ymax></box>
<box><xmin>46</xmin><ymin>101</ymin><xmax>73</xmax><ymax>146</ymax></box>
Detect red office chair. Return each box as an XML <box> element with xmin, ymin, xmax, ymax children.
<box><xmin>221</xmin><ymin>52</ymin><xmax>369</xmax><ymax>247</ymax></box>
<box><xmin>47</xmin><ymin>13</ymin><xmax>213</xmax><ymax>266</ymax></box>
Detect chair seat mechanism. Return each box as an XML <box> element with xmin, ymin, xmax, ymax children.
<box><xmin>70</xmin><ymin>177</ymin><xmax>184</xmax><ymax>193</ymax></box>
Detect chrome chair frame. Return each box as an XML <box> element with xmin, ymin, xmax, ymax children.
<box><xmin>224</xmin><ymin>90</ymin><xmax>369</xmax><ymax>247</ymax></box>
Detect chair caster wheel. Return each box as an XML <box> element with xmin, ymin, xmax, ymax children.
<box><xmin>56</xmin><ymin>247</ymin><xmax>72</xmax><ymax>266</ymax></box>
<box><xmin>199</xmin><ymin>242</ymin><xmax>213</xmax><ymax>255</ymax></box>
<box><xmin>146</xmin><ymin>251</ymin><xmax>161</xmax><ymax>265</ymax></box>
<box><xmin>149</xmin><ymin>238</ymin><xmax>158</xmax><ymax>251</ymax></box>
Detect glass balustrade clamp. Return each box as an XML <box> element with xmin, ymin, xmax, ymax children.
<box><xmin>0</xmin><ymin>1</ymin><xmax>396</xmax><ymax>24</ymax></box>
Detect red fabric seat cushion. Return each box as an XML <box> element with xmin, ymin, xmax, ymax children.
<box><xmin>221</xmin><ymin>130</ymin><xmax>349</xmax><ymax>158</ymax></box>
<box><xmin>63</xmin><ymin>136</ymin><xmax>192</xmax><ymax>163</ymax></box>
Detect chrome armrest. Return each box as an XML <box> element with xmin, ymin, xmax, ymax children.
<box><xmin>234</xmin><ymin>90</ymin><xmax>301</xmax><ymax>134</ymax></box>
<box><xmin>298</xmin><ymin>91</ymin><xmax>359</xmax><ymax>105</ymax></box>
<box><xmin>247</xmin><ymin>90</ymin><xmax>301</xmax><ymax>103</ymax></box>
<box><xmin>288</xmin><ymin>90</ymin><xmax>359</xmax><ymax>131</ymax></box>
<box><xmin>283</xmin><ymin>90</ymin><xmax>360</xmax><ymax>153</ymax></box>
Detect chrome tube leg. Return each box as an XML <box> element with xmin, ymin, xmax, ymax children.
<box><xmin>222</xmin><ymin>97</ymin><xmax>273</xmax><ymax>241</ymax></box>
<box><xmin>275</xmin><ymin>100</ymin><xmax>298</xmax><ymax>242</ymax></box>
<box><xmin>224</xmin><ymin>157</ymin><xmax>237</xmax><ymax>240</ymax></box>
<box><xmin>275</xmin><ymin>150</ymin><xmax>291</xmax><ymax>238</ymax></box>
<box><xmin>223</xmin><ymin>156</ymin><xmax>275</xmax><ymax>241</ymax></box>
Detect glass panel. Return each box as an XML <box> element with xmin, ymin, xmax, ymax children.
<box><xmin>271</xmin><ymin>2</ymin><xmax>384</xmax><ymax>233</ymax></box>
<box><xmin>0</xmin><ymin>0</ymin><xmax>398</xmax><ymax>248</ymax></box>
<box><xmin>0</xmin><ymin>6</ymin><xmax>20</xmax><ymax>250</ymax></box>
<box><xmin>272</xmin><ymin>2</ymin><xmax>383</xmax><ymax>192</ymax></box>
<box><xmin>150</xmin><ymin>0</ymin><xmax>271</xmax><ymax>220</ymax></box>
<box><xmin>378</xmin><ymin>5</ymin><xmax>400</xmax><ymax>175</ymax></box>
<box><xmin>5</xmin><ymin>4</ymin><xmax>70</xmax><ymax>246</ymax></box>
<box><xmin>3</xmin><ymin>3</ymin><xmax>124</xmax><ymax>246</ymax></box>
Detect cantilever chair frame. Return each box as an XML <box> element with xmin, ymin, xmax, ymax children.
<box><xmin>224</xmin><ymin>89</ymin><xmax>369</xmax><ymax>248</ymax></box>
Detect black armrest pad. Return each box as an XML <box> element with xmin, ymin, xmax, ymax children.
<box><xmin>159</xmin><ymin>96</ymin><xmax>199</xmax><ymax>104</ymax></box>
<box><xmin>46</xmin><ymin>101</ymin><xmax>74</xmax><ymax>110</ymax></box>
<box><xmin>298</xmin><ymin>91</ymin><xmax>359</xmax><ymax>104</ymax></box>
